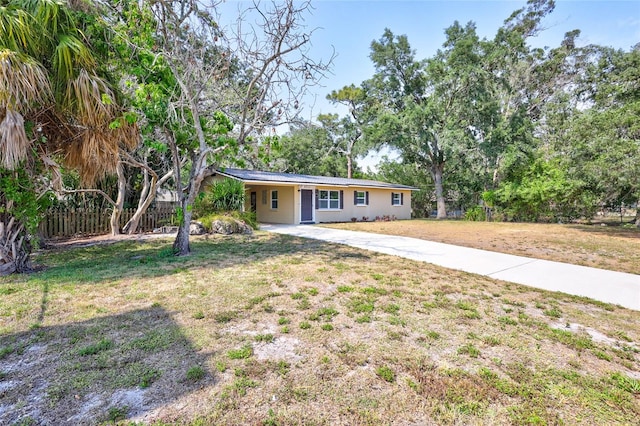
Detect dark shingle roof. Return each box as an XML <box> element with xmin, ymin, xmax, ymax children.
<box><xmin>216</xmin><ymin>168</ymin><xmax>418</xmax><ymax>190</ymax></box>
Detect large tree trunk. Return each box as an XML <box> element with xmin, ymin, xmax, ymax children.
<box><xmin>172</xmin><ymin>151</ymin><xmax>215</xmax><ymax>256</ymax></box>
<box><xmin>173</xmin><ymin>156</ymin><xmax>210</xmax><ymax>255</ymax></box>
<box><xmin>431</xmin><ymin>162</ymin><xmax>447</xmax><ymax>220</ymax></box>
<box><xmin>169</xmin><ymin>68</ymin><xmax>222</xmax><ymax>256</ymax></box>
<box><xmin>110</xmin><ymin>162</ymin><xmax>126</xmax><ymax>236</ymax></box>
<box><xmin>346</xmin><ymin>154</ymin><xmax>353</xmax><ymax>179</ymax></box>
<box><xmin>0</xmin><ymin>218</ymin><xmax>31</xmax><ymax>276</ymax></box>
<box><xmin>168</xmin><ymin>129</ymin><xmax>190</xmax><ymax>256</ymax></box>
<box><xmin>635</xmin><ymin>202</ymin><xmax>640</xmax><ymax>227</ymax></box>
<box><xmin>168</xmin><ymin>129</ymin><xmax>208</xmax><ymax>256</ymax></box>
<box><xmin>173</xmin><ymin>199</ymin><xmax>192</xmax><ymax>255</ymax></box>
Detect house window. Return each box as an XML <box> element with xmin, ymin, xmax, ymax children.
<box><xmin>318</xmin><ymin>190</ymin><xmax>341</xmax><ymax>210</ymax></box>
<box><xmin>354</xmin><ymin>190</ymin><xmax>369</xmax><ymax>206</ymax></box>
<box><xmin>271</xmin><ymin>190</ymin><xmax>278</xmax><ymax>209</ymax></box>
<box><xmin>392</xmin><ymin>192</ymin><xmax>403</xmax><ymax>206</ymax></box>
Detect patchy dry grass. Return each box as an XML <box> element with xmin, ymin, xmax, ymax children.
<box><xmin>0</xmin><ymin>232</ymin><xmax>639</xmax><ymax>425</ymax></box>
<box><xmin>324</xmin><ymin>219</ymin><xmax>640</xmax><ymax>274</ymax></box>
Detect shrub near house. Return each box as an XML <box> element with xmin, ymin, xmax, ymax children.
<box><xmin>193</xmin><ymin>178</ymin><xmax>257</xmax><ymax>234</ymax></box>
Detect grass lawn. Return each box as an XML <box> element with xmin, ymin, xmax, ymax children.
<box><xmin>323</xmin><ymin>219</ymin><xmax>640</xmax><ymax>275</ymax></box>
<box><xmin>0</xmin><ymin>231</ymin><xmax>639</xmax><ymax>424</ymax></box>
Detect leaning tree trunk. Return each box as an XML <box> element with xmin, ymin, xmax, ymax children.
<box><xmin>635</xmin><ymin>202</ymin><xmax>640</xmax><ymax>227</ymax></box>
<box><xmin>124</xmin><ymin>167</ymin><xmax>152</xmax><ymax>235</ymax></box>
<box><xmin>166</xmin><ymin>123</ymin><xmax>192</xmax><ymax>256</ymax></box>
<box><xmin>110</xmin><ymin>162</ymin><xmax>126</xmax><ymax>236</ymax></box>
<box><xmin>0</xmin><ymin>218</ymin><xmax>31</xmax><ymax>276</ymax></box>
<box><xmin>124</xmin><ymin>168</ymin><xmax>173</xmax><ymax>234</ymax></box>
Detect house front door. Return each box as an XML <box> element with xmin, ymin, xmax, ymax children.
<box><xmin>250</xmin><ymin>192</ymin><xmax>257</xmax><ymax>213</ymax></box>
<box><xmin>300</xmin><ymin>189</ymin><xmax>313</xmax><ymax>223</ymax></box>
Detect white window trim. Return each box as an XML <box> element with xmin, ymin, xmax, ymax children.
<box><xmin>318</xmin><ymin>190</ymin><xmax>341</xmax><ymax>210</ymax></box>
<box><xmin>392</xmin><ymin>192</ymin><xmax>402</xmax><ymax>206</ymax></box>
<box><xmin>271</xmin><ymin>190</ymin><xmax>278</xmax><ymax>210</ymax></box>
<box><xmin>355</xmin><ymin>191</ymin><xmax>367</xmax><ymax>206</ymax></box>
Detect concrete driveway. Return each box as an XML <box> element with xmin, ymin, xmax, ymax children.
<box><xmin>262</xmin><ymin>224</ymin><xmax>640</xmax><ymax>311</ymax></box>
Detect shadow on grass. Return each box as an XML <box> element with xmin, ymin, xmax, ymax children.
<box><xmin>28</xmin><ymin>232</ymin><xmax>372</xmax><ymax>286</ymax></box>
<box><xmin>0</xmin><ymin>305</ymin><xmax>213</xmax><ymax>424</ymax></box>
<box><xmin>567</xmin><ymin>223</ymin><xmax>640</xmax><ymax>240</ymax></box>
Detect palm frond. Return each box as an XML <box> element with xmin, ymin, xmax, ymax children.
<box><xmin>64</xmin><ymin>128</ymin><xmax>119</xmax><ymax>185</ymax></box>
<box><xmin>59</xmin><ymin>70</ymin><xmax>139</xmax><ymax>184</ymax></box>
<box><xmin>15</xmin><ymin>0</ymin><xmax>74</xmax><ymax>40</ymax></box>
<box><xmin>67</xmin><ymin>118</ymin><xmax>139</xmax><ymax>185</ymax></box>
<box><xmin>64</xmin><ymin>69</ymin><xmax>114</xmax><ymax>125</ymax></box>
<box><xmin>0</xmin><ymin>49</ymin><xmax>51</xmax><ymax>111</ymax></box>
<box><xmin>0</xmin><ymin>109</ymin><xmax>30</xmax><ymax>169</ymax></box>
<box><xmin>0</xmin><ymin>5</ymin><xmax>38</xmax><ymax>54</ymax></box>
<box><xmin>32</xmin><ymin>105</ymin><xmax>75</xmax><ymax>148</ymax></box>
<box><xmin>53</xmin><ymin>34</ymin><xmax>95</xmax><ymax>83</ymax></box>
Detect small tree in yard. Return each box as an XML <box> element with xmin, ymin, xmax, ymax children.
<box><xmin>121</xmin><ymin>0</ymin><xmax>331</xmax><ymax>255</ymax></box>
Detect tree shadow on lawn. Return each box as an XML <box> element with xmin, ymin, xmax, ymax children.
<box><xmin>0</xmin><ymin>305</ymin><xmax>213</xmax><ymax>424</ymax></box>
<box><xmin>30</xmin><ymin>232</ymin><xmax>371</xmax><ymax>286</ymax></box>
<box><xmin>567</xmin><ymin>223</ymin><xmax>640</xmax><ymax>240</ymax></box>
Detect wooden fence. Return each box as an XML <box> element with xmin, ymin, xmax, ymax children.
<box><xmin>39</xmin><ymin>206</ymin><xmax>177</xmax><ymax>238</ymax></box>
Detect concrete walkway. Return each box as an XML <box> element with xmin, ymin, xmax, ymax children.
<box><xmin>262</xmin><ymin>224</ymin><xmax>640</xmax><ymax>311</ymax></box>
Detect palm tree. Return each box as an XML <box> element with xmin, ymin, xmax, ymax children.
<box><xmin>0</xmin><ymin>0</ymin><xmax>137</xmax><ymax>274</ymax></box>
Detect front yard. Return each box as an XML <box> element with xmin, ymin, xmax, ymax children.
<box><xmin>324</xmin><ymin>219</ymin><xmax>640</xmax><ymax>275</ymax></box>
<box><xmin>0</xmin><ymin>231</ymin><xmax>638</xmax><ymax>424</ymax></box>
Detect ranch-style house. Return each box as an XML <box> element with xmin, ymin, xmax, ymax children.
<box><xmin>205</xmin><ymin>168</ymin><xmax>418</xmax><ymax>225</ymax></box>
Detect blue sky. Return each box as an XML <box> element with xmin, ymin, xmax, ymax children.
<box><xmin>219</xmin><ymin>0</ymin><xmax>640</xmax><ymax>168</ymax></box>
<box><xmin>301</xmin><ymin>0</ymin><xmax>640</xmax><ymax>117</ymax></box>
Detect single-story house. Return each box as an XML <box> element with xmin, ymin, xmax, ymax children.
<box><xmin>205</xmin><ymin>168</ymin><xmax>418</xmax><ymax>225</ymax></box>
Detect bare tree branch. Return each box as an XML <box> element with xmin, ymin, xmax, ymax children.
<box><xmin>61</xmin><ymin>189</ymin><xmax>117</xmax><ymax>207</ymax></box>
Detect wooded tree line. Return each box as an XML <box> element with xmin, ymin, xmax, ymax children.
<box><xmin>268</xmin><ymin>0</ymin><xmax>639</xmax><ymax>224</ymax></box>
<box><xmin>0</xmin><ymin>0</ymin><xmax>637</xmax><ymax>275</ymax></box>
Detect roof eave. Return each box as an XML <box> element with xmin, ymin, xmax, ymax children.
<box><xmin>214</xmin><ymin>169</ymin><xmax>419</xmax><ymax>191</ymax></box>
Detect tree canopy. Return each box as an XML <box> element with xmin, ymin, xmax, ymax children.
<box><xmin>333</xmin><ymin>0</ymin><xmax>639</xmax><ymax>224</ymax></box>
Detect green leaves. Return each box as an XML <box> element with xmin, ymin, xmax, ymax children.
<box><xmin>271</xmin><ymin>122</ymin><xmax>352</xmax><ymax>177</ymax></box>
<box><xmin>0</xmin><ymin>167</ymin><xmax>51</xmax><ymax>233</ymax></box>
<box><xmin>193</xmin><ymin>178</ymin><xmax>245</xmax><ymax>216</ymax></box>
<box><xmin>493</xmin><ymin>158</ymin><xmax>590</xmax><ymax>221</ymax></box>
<box><xmin>358</xmin><ymin>0</ymin><xmax>640</xmax><ymax>223</ymax></box>
<box><xmin>209</xmin><ymin>111</ymin><xmax>234</xmax><ymax>136</ymax></box>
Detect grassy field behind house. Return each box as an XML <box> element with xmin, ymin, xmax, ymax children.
<box><xmin>0</xmin><ymin>230</ymin><xmax>639</xmax><ymax>424</ymax></box>
<box><xmin>324</xmin><ymin>219</ymin><xmax>640</xmax><ymax>275</ymax></box>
